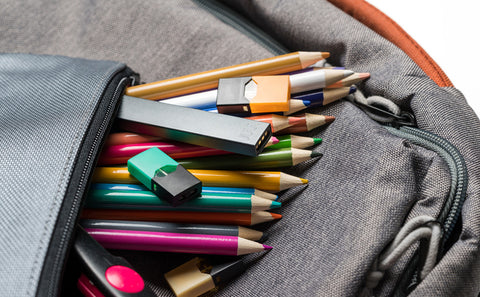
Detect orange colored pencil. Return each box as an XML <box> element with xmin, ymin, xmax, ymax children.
<box><xmin>125</xmin><ymin>51</ymin><xmax>329</xmax><ymax>100</ymax></box>
<box><xmin>81</xmin><ymin>209</ymin><xmax>282</xmax><ymax>226</ymax></box>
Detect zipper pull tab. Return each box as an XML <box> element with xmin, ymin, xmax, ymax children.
<box><xmin>347</xmin><ymin>91</ymin><xmax>416</xmax><ymax>127</ymax></box>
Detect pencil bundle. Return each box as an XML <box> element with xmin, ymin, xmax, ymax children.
<box><xmin>80</xmin><ymin>51</ymin><xmax>369</xmax><ymax>297</ymax></box>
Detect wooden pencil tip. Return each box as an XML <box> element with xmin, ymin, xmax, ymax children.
<box><xmin>300</xmin><ymin>178</ymin><xmax>309</xmax><ymax>184</ymax></box>
<box><xmin>311</xmin><ymin>151</ymin><xmax>323</xmax><ymax>158</ymax></box>
<box><xmin>298</xmin><ymin>51</ymin><xmax>330</xmax><ymax>68</ymax></box>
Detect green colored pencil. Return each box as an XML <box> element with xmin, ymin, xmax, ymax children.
<box><xmin>177</xmin><ymin>148</ymin><xmax>322</xmax><ymax>170</ymax></box>
<box><xmin>266</xmin><ymin>135</ymin><xmax>322</xmax><ymax>150</ymax></box>
<box><xmin>86</xmin><ymin>189</ymin><xmax>281</xmax><ymax>213</ymax></box>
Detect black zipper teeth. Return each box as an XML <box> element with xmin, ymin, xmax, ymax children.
<box><xmin>47</xmin><ymin>75</ymin><xmax>129</xmax><ymax>296</ymax></box>
<box><xmin>386</xmin><ymin>126</ymin><xmax>468</xmax><ymax>243</ymax></box>
<box><xmin>193</xmin><ymin>0</ymin><xmax>289</xmax><ymax>55</ymax></box>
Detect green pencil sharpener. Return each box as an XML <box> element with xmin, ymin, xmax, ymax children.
<box><xmin>127</xmin><ymin>147</ymin><xmax>202</xmax><ymax>206</ymax></box>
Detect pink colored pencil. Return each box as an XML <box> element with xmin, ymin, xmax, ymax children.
<box><xmin>86</xmin><ymin>228</ymin><xmax>272</xmax><ymax>256</ymax></box>
<box><xmin>98</xmin><ymin>141</ymin><xmax>232</xmax><ymax>165</ymax></box>
<box><xmin>104</xmin><ymin>132</ymin><xmax>163</xmax><ymax>146</ymax></box>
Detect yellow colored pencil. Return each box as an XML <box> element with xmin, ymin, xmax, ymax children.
<box><xmin>125</xmin><ymin>51</ymin><xmax>329</xmax><ymax>100</ymax></box>
<box><xmin>92</xmin><ymin>167</ymin><xmax>308</xmax><ymax>192</ymax></box>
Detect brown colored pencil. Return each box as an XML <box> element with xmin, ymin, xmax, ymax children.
<box><xmin>125</xmin><ymin>51</ymin><xmax>329</xmax><ymax>100</ymax></box>
<box><xmin>275</xmin><ymin>113</ymin><xmax>335</xmax><ymax>134</ymax></box>
<box><xmin>81</xmin><ymin>209</ymin><xmax>282</xmax><ymax>226</ymax></box>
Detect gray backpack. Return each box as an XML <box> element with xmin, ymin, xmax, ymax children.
<box><xmin>1</xmin><ymin>1</ymin><xmax>478</xmax><ymax>296</ymax></box>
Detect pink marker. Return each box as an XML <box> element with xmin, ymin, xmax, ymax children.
<box><xmin>86</xmin><ymin>228</ymin><xmax>272</xmax><ymax>256</ymax></box>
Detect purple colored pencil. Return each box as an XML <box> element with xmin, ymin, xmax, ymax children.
<box><xmin>86</xmin><ymin>228</ymin><xmax>272</xmax><ymax>256</ymax></box>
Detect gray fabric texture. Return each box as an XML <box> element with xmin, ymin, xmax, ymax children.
<box><xmin>1</xmin><ymin>0</ymin><xmax>480</xmax><ymax>296</ymax></box>
<box><xmin>0</xmin><ymin>54</ymin><xmax>125</xmax><ymax>296</ymax></box>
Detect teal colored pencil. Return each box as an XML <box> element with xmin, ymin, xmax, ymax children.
<box><xmin>86</xmin><ymin>189</ymin><xmax>281</xmax><ymax>213</ymax></box>
<box><xmin>91</xmin><ymin>183</ymin><xmax>278</xmax><ymax>201</ymax></box>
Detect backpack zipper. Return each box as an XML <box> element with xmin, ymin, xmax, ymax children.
<box><xmin>37</xmin><ymin>69</ymin><xmax>137</xmax><ymax>297</ymax></box>
<box><xmin>192</xmin><ymin>0</ymin><xmax>289</xmax><ymax>55</ymax></box>
<box><xmin>386</xmin><ymin>125</ymin><xmax>468</xmax><ymax>295</ymax></box>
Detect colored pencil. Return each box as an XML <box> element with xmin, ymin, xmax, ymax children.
<box><xmin>275</xmin><ymin>113</ymin><xmax>335</xmax><ymax>135</ymax></box>
<box><xmin>289</xmin><ymin>69</ymin><xmax>354</xmax><ymax>94</ymax></box>
<box><xmin>91</xmin><ymin>167</ymin><xmax>308</xmax><ymax>191</ymax></box>
<box><xmin>245</xmin><ymin>114</ymin><xmax>301</xmax><ymax>133</ymax></box>
<box><xmin>125</xmin><ymin>51</ymin><xmax>329</xmax><ymax>100</ymax></box>
<box><xmin>80</xmin><ymin>219</ymin><xmax>266</xmax><ymax>241</ymax></box>
<box><xmin>98</xmin><ymin>141</ymin><xmax>232</xmax><ymax>165</ymax></box>
<box><xmin>160</xmin><ymin>69</ymin><xmax>349</xmax><ymax>111</ymax></box>
<box><xmin>283</xmin><ymin>98</ymin><xmax>311</xmax><ymax>115</ymax></box>
<box><xmin>266</xmin><ymin>135</ymin><xmax>323</xmax><ymax>150</ymax></box>
<box><xmin>104</xmin><ymin>132</ymin><xmax>163</xmax><ymax>147</ymax></box>
<box><xmin>161</xmin><ymin>89</ymin><xmax>218</xmax><ymax>109</ymax></box>
<box><xmin>326</xmin><ymin>72</ymin><xmax>370</xmax><ymax>88</ymax></box>
<box><xmin>177</xmin><ymin>148</ymin><xmax>322</xmax><ymax>170</ymax></box>
<box><xmin>91</xmin><ymin>183</ymin><xmax>278</xmax><ymax>201</ymax></box>
<box><xmin>81</xmin><ymin>209</ymin><xmax>282</xmax><ymax>226</ymax></box>
<box><xmin>85</xmin><ymin>189</ymin><xmax>281</xmax><ymax>213</ymax></box>
<box><xmin>292</xmin><ymin>86</ymin><xmax>356</xmax><ymax>107</ymax></box>
<box><xmin>85</xmin><ymin>228</ymin><xmax>272</xmax><ymax>256</ymax></box>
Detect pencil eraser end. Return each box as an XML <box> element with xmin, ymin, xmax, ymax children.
<box><xmin>128</xmin><ymin>148</ymin><xmax>202</xmax><ymax>206</ymax></box>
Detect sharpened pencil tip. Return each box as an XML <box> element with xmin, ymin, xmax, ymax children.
<box><xmin>324</xmin><ymin>115</ymin><xmax>336</xmax><ymax>123</ymax></box>
<box><xmin>271</xmin><ymin>136</ymin><xmax>279</xmax><ymax>144</ymax></box>
<box><xmin>271</xmin><ymin>201</ymin><xmax>282</xmax><ymax>209</ymax></box>
<box><xmin>301</xmin><ymin>178</ymin><xmax>309</xmax><ymax>184</ymax></box>
<box><xmin>311</xmin><ymin>151</ymin><xmax>323</xmax><ymax>158</ymax></box>
<box><xmin>349</xmin><ymin>86</ymin><xmax>357</xmax><ymax>93</ymax></box>
<box><xmin>359</xmin><ymin>73</ymin><xmax>370</xmax><ymax>79</ymax></box>
<box><xmin>263</xmin><ymin>244</ymin><xmax>273</xmax><ymax>250</ymax></box>
<box><xmin>313</xmin><ymin>137</ymin><xmax>323</xmax><ymax>145</ymax></box>
<box><xmin>270</xmin><ymin>213</ymin><xmax>283</xmax><ymax>220</ymax></box>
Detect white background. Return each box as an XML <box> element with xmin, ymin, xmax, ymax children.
<box><xmin>366</xmin><ymin>1</ymin><xmax>480</xmax><ymax>117</ymax></box>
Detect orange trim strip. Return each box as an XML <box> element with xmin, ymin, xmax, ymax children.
<box><xmin>327</xmin><ymin>0</ymin><xmax>453</xmax><ymax>87</ymax></box>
